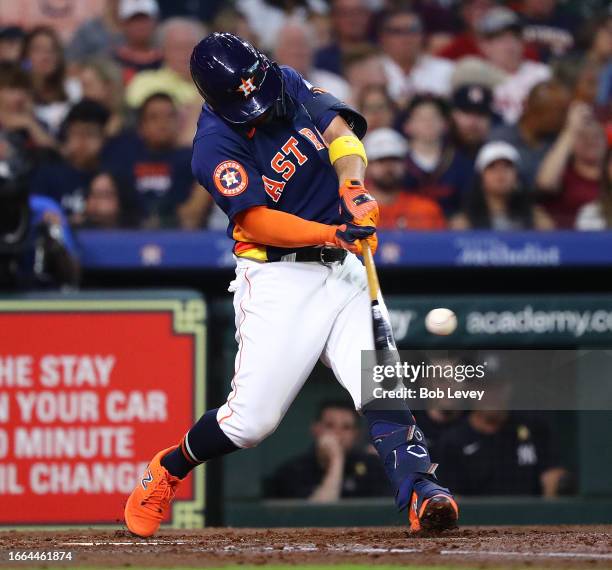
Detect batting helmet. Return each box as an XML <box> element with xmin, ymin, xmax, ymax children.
<box><xmin>190</xmin><ymin>33</ymin><xmax>285</xmax><ymax>125</ymax></box>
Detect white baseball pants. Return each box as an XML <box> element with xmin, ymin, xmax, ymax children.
<box><xmin>217</xmin><ymin>253</ymin><xmax>374</xmax><ymax>449</ymax></box>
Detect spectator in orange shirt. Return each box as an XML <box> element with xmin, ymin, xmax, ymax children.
<box><xmin>364</xmin><ymin>128</ymin><xmax>446</xmax><ymax>230</ymax></box>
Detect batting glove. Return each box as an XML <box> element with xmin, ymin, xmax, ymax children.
<box><xmin>339</xmin><ymin>179</ymin><xmax>379</xmax><ymax>228</ymax></box>
<box><xmin>329</xmin><ymin>222</ymin><xmax>378</xmax><ymax>255</ymax></box>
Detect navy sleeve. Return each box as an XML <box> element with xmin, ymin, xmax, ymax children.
<box><xmin>281</xmin><ymin>66</ymin><xmax>338</xmax><ymax>134</ymax></box>
<box><xmin>191</xmin><ymin>131</ymin><xmax>267</xmax><ymax>220</ymax></box>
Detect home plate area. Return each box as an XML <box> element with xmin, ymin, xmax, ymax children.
<box><xmin>1</xmin><ymin>526</ymin><xmax>612</xmax><ymax>569</ymax></box>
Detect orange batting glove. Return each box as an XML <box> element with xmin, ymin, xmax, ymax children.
<box><xmin>339</xmin><ymin>179</ymin><xmax>379</xmax><ymax>228</ymax></box>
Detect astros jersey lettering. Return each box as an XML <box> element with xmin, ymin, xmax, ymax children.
<box><xmin>191</xmin><ymin>66</ymin><xmax>340</xmax><ymax>261</ymax></box>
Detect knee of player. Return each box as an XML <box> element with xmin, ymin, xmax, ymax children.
<box><xmin>225</xmin><ymin>414</ymin><xmax>282</xmax><ymax>449</ymax></box>
<box><xmin>247</xmin><ymin>415</ymin><xmax>282</xmax><ymax>446</ymax></box>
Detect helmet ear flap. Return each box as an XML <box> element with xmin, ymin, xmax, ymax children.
<box><xmin>270</xmin><ymin>62</ymin><xmax>294</xmax><ymax>121</ymax></box>
<box><xmin>272</xmin><ymin>63</ymin><xmax>286</xmax><ymax>119</ymax></box>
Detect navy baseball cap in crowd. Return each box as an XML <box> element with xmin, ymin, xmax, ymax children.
<box><xmin>452</xmin><ymin>84</ymin><xmax>493</xmax><ymax>116</ymax></box>
<box><xmin>0</xmin><ymin>26</ymin><xmax>25</xmax><ymax>41</ymax></box>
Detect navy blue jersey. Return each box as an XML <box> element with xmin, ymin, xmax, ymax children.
<box><xmin>191</xmin><ymin>66</ymin><xmax>342</xmax><ymax>261</ymax></box>
<box><xmin>30</xmin><ymin>160</ymin><xmax>94</xmax><ymax>221</ymax></box>
<box><xmin>103</xmin><ymin>131</ymin><xmax>194</xmax><ymax>227</ymax></box>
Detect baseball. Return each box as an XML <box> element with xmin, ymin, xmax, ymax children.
<box><xmin>425</xmin><ymin>308</ymin><xmax>457</xmax><ymax>336</ymax></box>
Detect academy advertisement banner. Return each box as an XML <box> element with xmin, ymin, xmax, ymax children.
<box><xmin>0</xmin><ymin>293</ymin><xmax>206</xmax><ymax>527</ymax></box>
<box><xmin>386</xmin><ymin>295</ymin><xmax>612</xmax><ymax>347</ymax></box>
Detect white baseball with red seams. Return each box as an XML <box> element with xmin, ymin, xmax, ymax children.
<box><xmin>216</xmin><ymin>254</ymin><xmax>375</xmax><ymax>449</ymax></box>
<box><xmin>425</xmin><ymin>308</ymin><xmax>457</xmax><ymax>336</ymax></box>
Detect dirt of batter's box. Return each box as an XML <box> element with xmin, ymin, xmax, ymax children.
<box><xmin>0</xmin><ymin>526</ymin><xmax>611</xmax><ymax>569</ymax></box>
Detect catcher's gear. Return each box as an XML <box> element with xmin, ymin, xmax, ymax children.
<box><xmin>339</xmin><ymin>179</ymin><xmax>379</xmax><ymax>228</ymax></box>
<box><xmin>330</xmin><ymin>222</ymin><xmax>377</xmax><ymax>255</ymax></box>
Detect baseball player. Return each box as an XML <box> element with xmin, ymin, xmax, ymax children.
<box><xmin>124</xmin><ymin>33</ymin><xmax>458</xmax><ymax>537</ymax></box>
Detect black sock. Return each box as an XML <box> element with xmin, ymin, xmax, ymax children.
<box><xmin>161</xmin><ymin>408</ymin><xmax>239</xmax><ymax>479</ymax></box>
<box><xmin>161</xmin><ymin>437</ymin><xmax>198</xmax><ymax>479</ymax></box>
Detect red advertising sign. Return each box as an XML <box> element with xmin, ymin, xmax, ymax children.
<box><xmin>0</xmin><ymin>294</ymin><xmax>206</xmax><ymax>527</ymax></box>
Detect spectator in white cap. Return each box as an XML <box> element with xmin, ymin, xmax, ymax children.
<box><xmin>363</xmin><ymin>128</ymin><xmax>446</xmax><ymax>230</ymax></box>
<box><xmin>112</xmin><ymin>0</ymin><xmax>162</xmax><ymax>85</ymax></box>
<box><xmin>477</xmin><ymin>6</ymin><xmax>551</xmax><ymax>123</ymax></box>
<box><xmin>450</xmin><ymin>141</ymin><xmax>554</xmax><ymax>230</ymax></box>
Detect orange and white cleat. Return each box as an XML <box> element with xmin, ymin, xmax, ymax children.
<box><xmin>408</xmin><ymin>489</ymin><xmax>459</xmax><ymax>533</ymax></box>
<box><xmin>124</xmin><ymin>446</ymin><xmax>182</xmax><ymax>537</ymax></box>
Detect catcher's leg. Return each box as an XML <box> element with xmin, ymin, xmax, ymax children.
<box><xmin>321</xmin><ymin>255</ymin><xmax>458</xmax><ymax>532</ymax></box>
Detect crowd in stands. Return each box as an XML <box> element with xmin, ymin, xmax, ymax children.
<box><xmin>0</xmin><ymin>0</ymin><xmax>610</xmax><ymax>232</ymax></box>
<box><xmin>263</xmin><ymin>400</ymin><xmax>573</xmax><ymax>500</ymax></box>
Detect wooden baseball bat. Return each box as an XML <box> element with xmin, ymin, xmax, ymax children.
<box><xmin>362</xmin><ymin>241</ymin><xmax>398</xmax><ymax>355</ymax></box>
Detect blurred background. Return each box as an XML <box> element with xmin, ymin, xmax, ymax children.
<box><xmin>0</xmin><ymin>0</ymin><xmax>611</xmax><ymax>528</ymax></box>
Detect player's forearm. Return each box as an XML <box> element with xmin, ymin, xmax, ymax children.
<box><xmin>234</xmin><ymin>206</ymin><xmax>336</xmax><ymax>248</ymax></box>
<box><xmin>334</xmin><ymin>155</ymin><xmax>366</xmax><ymax>185</ymax></box>
<box><xmin>323</xmin><ymin>116</ymin><xmax>367</xmax><ymax>184</ymax></box>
